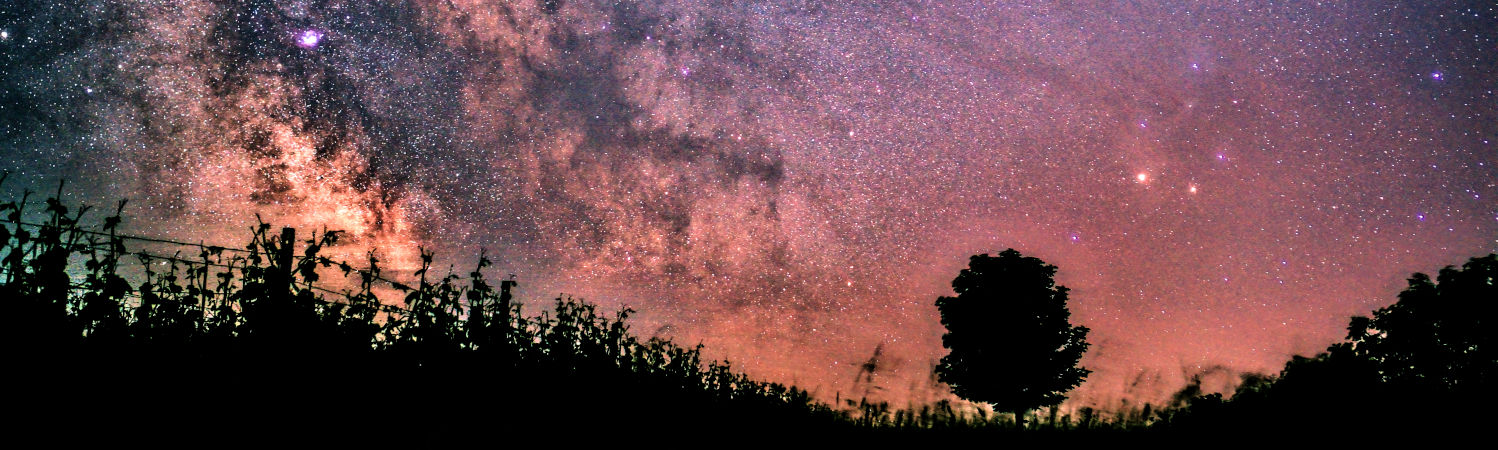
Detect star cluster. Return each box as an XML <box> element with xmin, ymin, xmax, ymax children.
<box><xmin>2</xmin><ymin>0</ymin><xmax>1494</xmax><ymax>408</ymax></box>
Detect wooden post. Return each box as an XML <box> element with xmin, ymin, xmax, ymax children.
<box><xmin>499</xmin><ymin>276</ymin><xmax>517</xmax><ymax>354</ymax></box>
<box><xmin>275</xmin><ymin>227</ymin><xmax>295</xmax><ymax>293</ymax></box>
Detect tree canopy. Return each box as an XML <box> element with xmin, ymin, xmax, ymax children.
<box><xmin>1161</xmin><ymin>253</ymin><xmax>1497</xmax><ymax>431</ymax></box>
<box><xmin>1342</xmin><ymin>253</ymin><xmax>1496</xmax><ymax>394</ymax></box>
<box><xmin>934</xmin><ymin>249</ymin><xmax>1090</xmax><ymax>425</ymax></box>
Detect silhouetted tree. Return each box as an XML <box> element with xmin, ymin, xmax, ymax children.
<box><xmin>1344</xmin><ymin>253</ymin><xmax>1496</xmax><ymax>396</ymax></box>
<box><xmin>934</xmin><ymin>249</ymin><xmax>1091</xmax><ymax>428</ymax></box>
<box><xmin>1161</xmin><ymin>254</ymin><xmax>1497</xmax><ymax>431</ymax></box>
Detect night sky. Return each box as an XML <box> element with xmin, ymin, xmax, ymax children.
<box><xmin>2</xmin><ymin>1</ymin><xmax>1495</xmax><ymax>410</ymax></box>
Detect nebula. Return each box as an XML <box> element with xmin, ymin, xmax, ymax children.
<box><xmin>2</xmin><ymin>0</ymin><xmax>1494</xmax><ymax>409</ymax></box>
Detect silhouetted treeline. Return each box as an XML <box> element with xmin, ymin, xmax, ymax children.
<box><xmin>12</xmin><ymin>181</ymin><xmax>1487</xmax><ymax>437</ymax></box>
<box><xmin>0</xmin><ymin>184</ymin><xmax>853</xmax><ymax>438</ymax></box>
<box><xmin>1157</xmin><ymin>253</ymin><xmax>1497</xmax><ymax>432</ymax></box>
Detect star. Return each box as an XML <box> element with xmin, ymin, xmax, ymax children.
<box><xmin>3</xmin><ymin>0</ymin><xmax>1492</xmax><ymax>415</ymax></box>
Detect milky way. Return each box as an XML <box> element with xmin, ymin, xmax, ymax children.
<box><xmin>2</xmin><ymin>0</ymin><xmax>1495</xmax><ymax>409</ymax></box>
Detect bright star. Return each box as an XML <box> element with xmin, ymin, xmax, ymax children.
<box><xmin>1136</xmin><ymin>173</ymin><xmax>1149</xmax><ymax>183</ymax></box>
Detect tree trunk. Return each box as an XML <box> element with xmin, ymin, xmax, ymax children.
<box><xmin>1014</xmin><ymin>410</ymin><xmax>1026</xmax><ymax>429</ymax></box>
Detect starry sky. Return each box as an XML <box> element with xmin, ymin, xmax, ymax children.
<box><xmin>2</xmin><ymin>0</ymin><xmax>1495</xmax><ymax>410</ymax></box>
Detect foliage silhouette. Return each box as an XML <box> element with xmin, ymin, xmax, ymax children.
<box><xmin>1345</xmin><ymin>254</ymin><xmax>1496</xmax><ymax>393</ymax></box>
<box><xmin>1159</xmin><ymin>253</ymin><xmax>1497</xmax><ymax>431</ymax></box>
<box><xmin>3</xmin><ymin>180</ymin><xmax>1296</xmax><ymax>436</ymax></box>
<box><xmin>0</xmin><ymin>182</ymin><xmax>852</xmax><ymax>438</ymax></box>
<box><xmin>934</xmin><ymin>249</ymin><xmax>1091</xmax><ymax>428</ymax></box>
